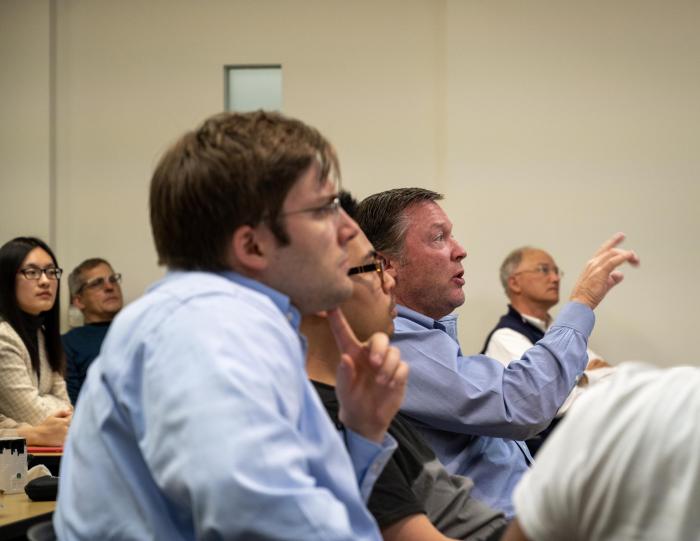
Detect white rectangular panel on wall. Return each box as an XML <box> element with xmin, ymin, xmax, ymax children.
<box><xmin>225</xmin><ymin>65</ymin><xmax>282</xmax><ymax>112</ymax></box>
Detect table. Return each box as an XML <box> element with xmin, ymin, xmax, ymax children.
<box><xmin>0</xmin><ymin>492</ymin><xmax>55</xmax><ymax>540</ymax></box>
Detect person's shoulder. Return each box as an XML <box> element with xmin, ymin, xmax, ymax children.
<box><xmin>154</xmin><ymin>272</ymin><xmax>283</xmax><ymax>318</ymax></box>
<box><xmin>0</xmin><ymin>320</ymin><xmax>21</xmax><ymax>343</ymax></box>
<box><xmin>62</xmin><ymin>325</ymin><xmax>88</xmax><ymax>342</ymax></box>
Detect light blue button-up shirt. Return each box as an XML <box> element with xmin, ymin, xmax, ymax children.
<box><xmin>55</xmin><ymin>271</ymin><xmax>395</xmax><ymax>540</ymax></box>
<box><xmin>392</xmin><ymin>302</ymin><xmax>594</xmax><ymax>518</ymax></box>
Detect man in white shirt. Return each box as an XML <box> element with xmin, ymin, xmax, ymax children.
<box><xmin>502</xmin><ymin>363</ymin><xmax>700</xmax><ymax>541</ymax></box>
<box><xmin>482</xmin><ymin>246</ymin><xmax>607</xmax><ymax>367</ymax></box>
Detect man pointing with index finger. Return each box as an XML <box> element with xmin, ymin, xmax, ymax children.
<box><xmin>357</xmin><ymin>187</ymin><xmax>639</xmax><ymax>518</ymax></box>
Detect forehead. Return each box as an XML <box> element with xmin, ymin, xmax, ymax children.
<box><xmin>404</xmin><ymin>201</ymin><xmax>451</xmax><ymax>233</ymax></box>
<box><xmin>22</xmin><ymin>247</ymin><xmax>53</xmax><ymax>266</ymax></box>
<box><xmin>520</xmin><ymin>249</ymin><xmax>555</xmax><ymax>266</ymax></box>
<box><xmin>284</xmin><ymin>160</ymin><xmax>337</xmax><ymax>207</ymax></box>
<box><xmin>81</xmin><ymin>262</ymin><xmax>114</xmax><ymax>280</ymax></box>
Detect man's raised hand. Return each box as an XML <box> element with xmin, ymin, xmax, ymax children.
<box><xmin>570</xmin><ymin>232</ymin><xmax>640</xmax><ymax>310</ymax></box>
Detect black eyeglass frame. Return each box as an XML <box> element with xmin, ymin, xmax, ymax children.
<box><xmin>17</xmin><ymin>267</ymin><xmax>63</xmax><ymax>281</ymax></box>
<box><xmin>348</xmin><ymin>251</ymin><xmax>385</xmax><ymax>283</ymax></box>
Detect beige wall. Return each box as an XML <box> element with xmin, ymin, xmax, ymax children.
<box><xmin>1</xmin><ymin>1</ymin><xmax>698</xmax><ymax>365</ymax></box>
<box><xmin>0</xmin><ymin>0</ymin><xmax>52</xmax><ymax>243</ymax></box>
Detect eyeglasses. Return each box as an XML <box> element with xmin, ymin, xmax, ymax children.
<box><xmin>348</xmin><ymin>251</ymin><xmax>385</xmax><ymax>284</ymax></box>
<box><xmin>513</xmin><ymin>264</ymin><xmax>564</xmax><ymax>278</ymax></box>
<box><xmin>18</xmin><ymin>267</ymin><xmax>63</xmax><ymax>281</ymax></box>
<box><xmin>280</xmin><ymin>196</ymin><xmax>341</xmax><ymax>221</ymax></box>
<box><xmin>78</xmin><ymin>273</ymin><xmax>122</xmax><ymax>294</ymax></box>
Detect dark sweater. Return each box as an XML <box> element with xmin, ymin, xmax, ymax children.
<box><xmin>62</xmin><ymin>322</ymin><xmax>111</xmax><ymax>404</ymax></box>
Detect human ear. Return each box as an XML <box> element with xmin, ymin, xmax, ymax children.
<box><xmin>230</xmin><ymin>225</ymin><xmax>270</xmax><ymax>273</ymax></box>
<box><xmin>72</xmin><ymin>296</ymin><xmax>86</xmax><ymax>311</ymax></box>
<box><xmin>381</xmin><ymin>254</ymin><xmax>399</xmax><ymax>279</ymax></box>
<box><xmin>508</xmin><ymin>275</ymin><xmax>522</xmax><ymax>295</ymax></box>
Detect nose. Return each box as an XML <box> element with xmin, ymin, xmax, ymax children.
<box><xmin>338</xmin><ymin>208</ymin><xmax>359</xmax><ymax>246</ymax></box>
<box><xmin>37</xmin><ymin>272</ymin><xmax>51</xmax><ymax>286</ymax></box>
<box><xmin>452</xmin><ymin>238</ymin><xmax>467</xmax><ymax>262</ymax></box>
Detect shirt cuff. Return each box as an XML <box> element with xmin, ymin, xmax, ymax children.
<box><xmin>344</xmin><ymin>429</ymin><xmax>397</xmax><ymax>502</ymax></box>
<box><xmin>553</xmin><ymin>301</ymin><xmax>595</xmax><ymax>337</ymax></box>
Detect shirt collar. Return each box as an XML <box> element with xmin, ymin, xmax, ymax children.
<box><xmin>396</xmin><ymin>304</ymin><xmax>461</xmax><ymax>344</ymax></box>
<box><xmin>222</xmin><ymin>271</ymin><xmax>302</xmax><ymax>331</ymax></box>
<box><xmin>157</xmin><ymin>270</ymin><xmax>302</xmax><ymax>331</ymax></box>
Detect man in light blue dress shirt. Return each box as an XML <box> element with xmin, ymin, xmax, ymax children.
<box><xmin>356</xmin><ymin>187</ymin><xmax>639</xmax><ymax>517</ymax></box>
<box><xmin>55</xmin><ymin>112</ymin><xmax>408</xmax><ymax>540</ymax></box>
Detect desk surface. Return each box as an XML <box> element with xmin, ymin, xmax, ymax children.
<box><xmin>0</xmin><ymin>492</ymin><xmax>55</xmax><ymax>538</ymax></box>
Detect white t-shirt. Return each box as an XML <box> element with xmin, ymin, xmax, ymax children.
<box><xmin>513</xmin><ymin>362</ymin><xmax>700</xmax><ymax>541</ymax></box>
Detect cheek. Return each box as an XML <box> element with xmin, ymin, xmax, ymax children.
<box><xmin>15</xmin><ymin>282</ymin><xmax>34</xmax><ymax>310</ymax></box>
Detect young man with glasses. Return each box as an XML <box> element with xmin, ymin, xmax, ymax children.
<box><xmin>305</xmin><ymin>194</ymin><xmax>508</xmax><ymax>541</ymax></box>
<box><xmin>62</xmin><ymin>258</ymin><xmax>124</xmax><ymax>404</ymax></box>
<box><xmin>55</xmin><ymin>112</ymin><xmax>408</xmax><ymax>540</ymax></box>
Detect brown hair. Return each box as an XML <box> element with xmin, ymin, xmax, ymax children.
<box><xmin>150</xmin><ymin>110</ymin><xmax>339</xmax><ymax>270</ymax></box>
<box><xmin>356</xmin><ymin>188</ymin><xmax>443</xmax><ymax>258</ymax></box>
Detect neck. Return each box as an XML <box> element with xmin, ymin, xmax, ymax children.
<box><xmin>394</xmin><ymin>293</ymin><xmax>447</xmax><ymax>322</ymax></box>
<box><xmin>301</xmin><ymin>315</ymin><xmax>341</xmax><ymax>386</ymax></box>
<box><xmin>84</xmin><ymin>314</ymin><xmax>113</xmax><ymax>324</ymax></box>
<box><xmin>510</xmin><ymin>299</ymin><xmax>552</xmax><ymax>323</ymax></box>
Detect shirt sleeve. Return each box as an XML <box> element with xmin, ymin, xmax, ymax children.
<box><xmin>396</xmin><ymin>302</ymin><xmax>594</xmax><ymax>440</ymax></box>
<box><xmin>367</xmin><ymin>454</ymin><xmax>426</xmax><ymax>529</ymax></box>
<box><xmin>344</xmin><ymin>429</ymin><xmax>397</xmax><ymax>502</ymax></box>
<box><xmin>483</xmin><ymin>328</ymin><xmax>533</xmax><ymax>366</ymax></box>
<box><xmin>0</xmin><ymin>413</ymin><xmax>21</xmax><ymax>437</ymax></box>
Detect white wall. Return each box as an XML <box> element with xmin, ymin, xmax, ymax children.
<box><xmin>444</xmin><ymin>1</ymin><xmax>700</xmax><ymax>364</ymax></box>
<box><xmin>1</xmin><ymin>0</ymin><xmax>698</xmax><ymax>366</ymax></box>
<box><xmin>0</xmin><ymin>0</ymin><xmax>52</xmax><ymax>242</ymax></box>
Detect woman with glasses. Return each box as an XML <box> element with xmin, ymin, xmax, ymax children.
<box><xmin>0</xmin><ymin>237</ymin><xmax>72</xmax><ymax>429</ymax></box>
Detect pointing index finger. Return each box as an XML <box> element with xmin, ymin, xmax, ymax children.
<box><xmin>594</xmin><ymin>232</ymin><xmax>626</xmax><ymax>257</ymax></box>
<box><xmin>327</xmin><ymin>307</ymin><xmax>362</xmax><ymax>357</ymax></box>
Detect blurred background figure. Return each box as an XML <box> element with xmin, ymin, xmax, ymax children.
<box><xmin>63</xmin><ymin>258</ymin><xmax>123</xmax><ymax>404</ymax></box>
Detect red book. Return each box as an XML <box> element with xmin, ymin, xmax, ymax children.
<box><xmin>27</xmin><ymin>446</ymin><xmax>63</xmax><ymax>453</ymax></box>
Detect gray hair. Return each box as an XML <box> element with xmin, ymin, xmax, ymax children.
<box><xmin>356</xmin><ymin>188</ymin><xmax>443</xmax><ymax>259</ymax></box>
<box><xmin>68</xmin><ymin>257</ymin><xmax>113</xmax><ymax>299</ymax></box>
<box><xmin>499</xmin><ymin>246</ymin><xmax>536</xmax><ymax>296</ymax></box>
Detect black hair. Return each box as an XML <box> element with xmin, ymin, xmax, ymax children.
<box><xmin>0</xmin><ymin>237</ymin><xmax>64</xmax><ymax>375</ymax></box>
